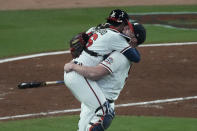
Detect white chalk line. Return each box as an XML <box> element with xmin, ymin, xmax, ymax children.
<box><xmin>0</xmin><ymin>42</ymin><xmax>197</xmax><ymax>64</ymax></box>
<box><xmin>0</xmin><ymin>96</ymin><xmax>197</xmax><ymax>120</ymax></box>
<box><xmin>146</xmin><ymin>24</ymin><xmax>197</xmax><ymax>30</ymax></box>
<box><xmin>128</xmin><ymin>12</ymin><xmax>197</xmax><ymax>15</ymax></box>
<box><xmin>128</xmin><ymin>12</ymin><xmax>197</xmax><ymax>30</ymax></box>
<box><xmin>0</xmin><ymin>50</ymin><xmax>70</xmax><ymax>64</ymax></box>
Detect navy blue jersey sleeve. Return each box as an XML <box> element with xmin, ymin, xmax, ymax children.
<box><xmin>122</xmin><ymin>48</ymin><xmax>141</xmax><ymax>63</ymax></box>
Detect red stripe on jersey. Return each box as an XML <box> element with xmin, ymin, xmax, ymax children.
<box><xmin>100</xmin><ymin>63</ymin><xmax>113</xmax><ymax>73</ymax></box>
<box><xmin>108</xmin><ymin>26</ymin><xmax>120</xmax><ymax>32</ymax></box>
<box><xmin>127</xmin><ymin>20</ymin><xmax>134</xmax><ymax>32</ymax></box>
<box><xmin>120</xmin><ymin>46</ymin><xmax>131</xmax><ymax>54</ymax></box>
<box><xmin>125</xmin><ymin>64</ymin><xmax>133</xmax><ymax>84</ymax></box>
<box><xmin>84</xmin><ymin>77</ymin><xmax>104</xmax><ymax>114</ymax></box>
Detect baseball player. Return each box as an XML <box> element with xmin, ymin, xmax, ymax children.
<box><xmin>64</xmin><ymin>23</ymin><xmax>146</xmax><ymax>131</ymax></box>
<box><xmin>64</xmin><ymin>9</ymin><xmax>143</xmax><ymax>131</ymax></box>
<box><xmin>65</xmin><ymin>51</ymin><xmax>131</xmax><ymax>130</ymax></box>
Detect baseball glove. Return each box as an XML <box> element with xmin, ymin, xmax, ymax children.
<box><xmin>69</xmin><ymin>32</ymin><xmax>89</xmax><ymax>58</ymax></box>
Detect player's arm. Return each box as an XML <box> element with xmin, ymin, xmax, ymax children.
<box><xmin>122</xmin><ymin>47</ymin><xmax>140</xmax><ymax>63</ymax></box>
<box><xmin>111</xmin><ymin>34</ymin><xmax>141</xmax><ymax>63</ymax></box>
<box><xmin>119</xmin><ymin>33</ymin><xmax>141</xmax><ymax>63</ymax></box>
<box><xmin>64</xmin><ymin>62</ymin><xmax>110</xmax><ymax>80</ymax></box>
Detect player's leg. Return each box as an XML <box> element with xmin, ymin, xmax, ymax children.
<box><xmin>78</xmin><ymin>103</ymin><xmax>95</xmax><ymax>131</ymax></box>
<box><xmin>86</xmin><ymin>102</ymin><xmax>115</xmax><ymax>131</ymax></box>
<box><xmin>78</xmin><ymin>102</ymin><xmax>115</xmax><ymax>131</ymax></box>
<box><xmin>64</xmin><ymin>72</ymin><xmax>115</xmax><ymax>130</ymax></box>
<box><xmin>64</xmin><ymin>71</ymin><xmax>106</xmax><ymax>112</ymax></box>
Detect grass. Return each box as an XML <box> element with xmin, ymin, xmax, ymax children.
<box><xmin>0</xmin><ymin>115</ymin><xmax>197</xmax><ymax>131</ymax></box>
<box><xmin>0</xmin><ymin>116</ymin><xmax>78</xmax><ymax>131</ymax></box>
<box><xmin>0</xmin><ymin>5</ymin><xmax>197</xmax><ymax>58</ymax></box>
<box><xmin>145</xmin><ymin>25</ymin><xmax>197</xmax><ymax>43</ymax></box>
<box><xmin>110</xmin><ymin>116</ymin><xmax>197</xmax><ymax>131</ymax></box>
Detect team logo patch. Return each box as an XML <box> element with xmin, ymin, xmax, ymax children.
<box><xmin>104</xmin><ymin>57</ymin><xmax>113</xmax><ymax>65</ymax></box>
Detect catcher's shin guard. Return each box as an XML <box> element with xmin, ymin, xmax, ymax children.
<box><xmin>90</xmin><ymin>101</ymin><xmax>115</xmax><ymax>131</ymax></box>
<box><xmin>89</xmin><ymin>123</ymin><xmax>104</xmax><ymax>131</ymax></box>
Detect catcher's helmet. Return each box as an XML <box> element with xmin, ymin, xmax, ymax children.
<box><xmin>133</xmin><ymin>23</ymin><xmax>146</xmax><ymax>45</ymax></box>
<box><xmin>107</xmin><ymin>9</ymin><xmax>129</xmax><ymax>26</ymax></box>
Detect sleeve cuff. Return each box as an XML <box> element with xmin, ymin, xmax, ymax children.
<box><xmin>99</xmin><ymin>63</ymin><xmax>113</xmax><ymax>74</ymax></box>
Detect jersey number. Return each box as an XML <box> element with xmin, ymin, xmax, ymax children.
<box><xmin>86</xmin><ymin>33</ymin><xmax>98</xmax><ymax>47</ymax></box>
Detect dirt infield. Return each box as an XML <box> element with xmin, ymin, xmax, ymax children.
<box><xmin>0</xmin><ymin>43</ymin><xmax>197</xmax><ymax>120</ymax></box>
<box><xmin>0</xmin><ymin>0</ymin><xmax>197</xmax><ymax>121</ymax></box>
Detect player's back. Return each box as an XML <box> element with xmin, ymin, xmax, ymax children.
<box><xmin>74</xmin><ymin>27</ymin><xmax>130</xmax><ymax>66</ymax></box>
<box><xmin>97</xmin><ymin>51</ymin><xmax>131</xmax><ymax>100</ymax></box>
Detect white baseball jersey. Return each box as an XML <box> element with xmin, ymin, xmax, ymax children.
<box><xmin>98</xmin><ymin>51</ymin><xmax>131</xmax><ymax>100</ymax></box>
<box><xmin>74</xmin><ymin>27</ymin><xmax>131</xmax><ymax>66</ymax></box>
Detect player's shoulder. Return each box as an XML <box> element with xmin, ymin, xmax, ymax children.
<box><xmin>109</xmin><ymin>51</ymin><xmax>127</xmax><ymax>61</ymax></box>
<box><xmin>86</xmin><ymin>27</ymin><xmax>96</xmax><ymax>34</ymax></box>
<box><xmin>107</xmin><ymin>28</ymin><xmax>130</xmax><ymax>41</ymax></box>
<box><xmin>101</xmin><ymin>51</ymin><xmax>129</xmax><ymax>72</ymax></box>
<box><xmin>106</xmin><ymin>28</ymin><xmax>119</xmax><ymax>35</ymax></box>
<box><xmin>119</xmin><ymin>33</ymin><xmax>131</xmax><ymax>42</ymax></box>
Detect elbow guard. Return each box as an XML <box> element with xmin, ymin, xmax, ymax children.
<box><xmin>122</xmin><ymin>48</ymin><xmax>141</xmax><ymax>63</ymax></box>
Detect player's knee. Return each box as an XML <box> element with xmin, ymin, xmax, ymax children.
<box><xmin>89</xmin><ymin>115</ymin><xmax>114</xmax><ymax>131</ymax></box>
<box><xmin>88</xmin><ymin>115</ymin><xmax>115</xmax><ymax>131</ymax></box>
<box><xmin>89</xmin><ymin>123</ymin><xmax>104</xmax><ymax>131</ymax></box>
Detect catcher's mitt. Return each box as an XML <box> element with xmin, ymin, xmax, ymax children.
<box><xmin>69</xmin><ymin>32</ymin><xmax>89</xmax><ymax>58</ymax></box>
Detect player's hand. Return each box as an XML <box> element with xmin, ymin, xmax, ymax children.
<box><xmin>123</xmin><ymin>25</ymin><xmax>138</xmax><ymax>48</ymax></box>
<box><xmin>122</xmin><ymin>25</ymin><xmax>133</xmax><ymax>36</ymax></box>
<box><xmin>129</xmin><ymin>35</ymin><xmax>138</xmax><ymax>48</ymax></box>
<box><xmin>64</xmin><ymin>62</ymin><xmax>75</xmax><ymax>73</ymax></box>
